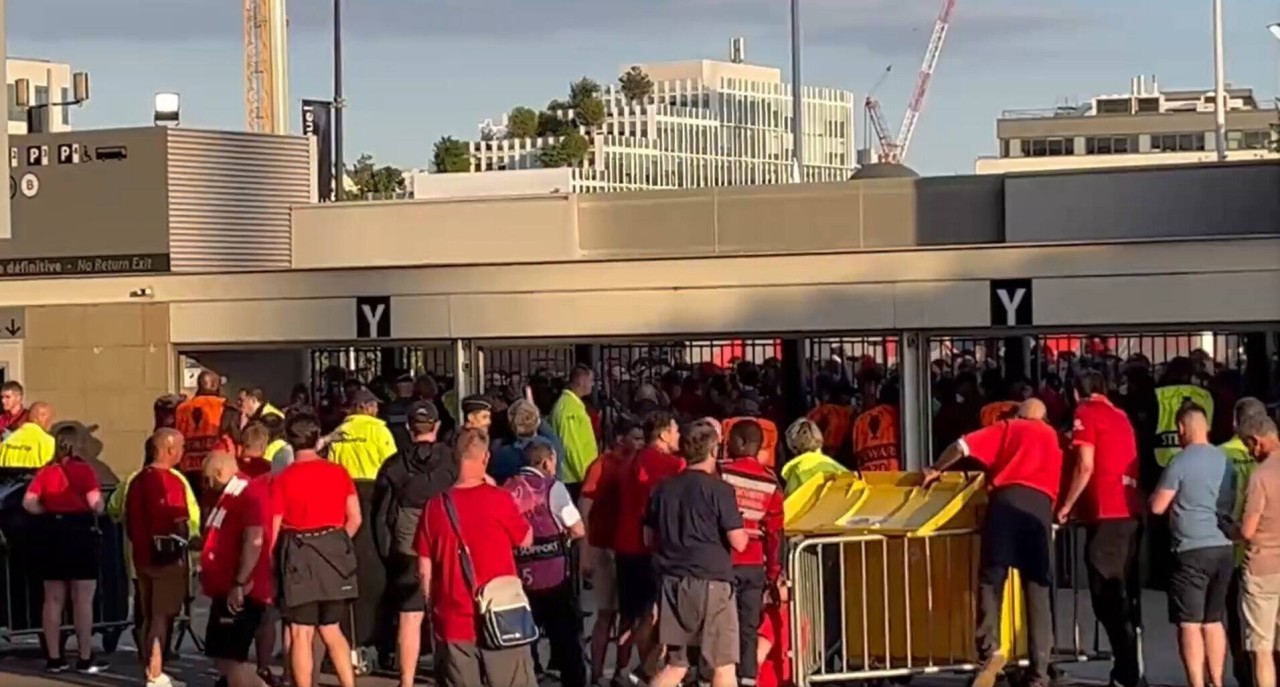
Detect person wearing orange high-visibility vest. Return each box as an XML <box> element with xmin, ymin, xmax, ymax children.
<box><xmin>722</xmin><ymin>399</ymin><xmax>779</xmax><ymax>469</ymax></box>
<box><xmin>852</xmin><ymin>384</ymin><xmax>901</xmax><ymax>472</ymax></box>
<box><xmin>174</xmin><ymin>370</ymin><xmax>228</xmax><ymax>497</ymax></box>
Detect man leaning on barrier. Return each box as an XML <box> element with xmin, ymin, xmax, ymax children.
<box><xmin>923</xmin><ymin>398</ymin><xmax>1063</xmax><ymax>687</ymax></box>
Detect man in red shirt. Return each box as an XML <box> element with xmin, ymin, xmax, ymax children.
<box><xmin>200</xmin><ymin>451</ymin><xmax>272</xmax><ymax>687</ymax></box>
<box><xmin>925</xmin><ymin>399</ymin><xmax>1062</xmax><ymax>687</ymax></box>
<box><xmin>126</xmin><ymin>428</ymin><xmax>193</xmax><ymax>687</ymax></box>
<box><xmin>0</xmin><ymin>380</ymin><xmax>29</xmax><ymax>437</ymax></box>
<box><xmin>1055</xmin><ymin>369</ymin><xmax>1143</xmax><ymax>687</ymax></box>
<box><xmin>720</xmin><ymin>419</ymin><xmax>785</xmax><ymax>687</ymax></box>
<box><xmin>414</xmin><ymin>428</ymin><xmax>535</xmax><ymax>687</ymax></box>
<box><xmin>579</xmin><ymin>418</ymin><xmax>644</xmax><ymax>685</ymax></box>
<box><xmin>614</xmin><ymin>410</ymin><xmax>686</xmax><ymax>683</ymax></box>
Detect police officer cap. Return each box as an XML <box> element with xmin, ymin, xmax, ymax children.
<box><xmin>409</xmin><ymin>400</ymin><xmax>439</xmax><ymax>423</ymax></box>
<box><xmin>461</xmin><ymin>395</ymin><xmax>492</xmax><ymax>414</ymax></box>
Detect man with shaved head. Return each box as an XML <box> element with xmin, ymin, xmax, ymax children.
<box><xmin>127</xmin><ymin>428</ymin><xmax>193</xmax><ymax>687</ymax></box>
<box><xmin>0</xmin><ymin>400</ymin><xmax>55</xmax><ymax>470</ymax></box>
<box><xmin>924</xmin><ymin>396</ymin><xmax>1063</xmax><ymax>687</ymax></box>
<box><xmin>200</xmin><ymin>450</ymin><xmax>272</xmax><ymax>687</ymax></box>
<box><xmin>1151</xmin><ymin>404</ymin><xmax>1234</xmax><ymax>687</ymax></box>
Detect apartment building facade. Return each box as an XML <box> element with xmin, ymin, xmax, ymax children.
<box><xmin>457</xmin><ymin>53</ymin><xmax>856</xmax><ymax>193</ymax></box>
<box><xmin>976</xmin><ymin>76</ymin><xmax>1278</xmax><ymax>174</ymax></box>
<box><xmin>7</xmin><ymin>58</ymin><xmax>75</xmax><ymax>135</ymax></box>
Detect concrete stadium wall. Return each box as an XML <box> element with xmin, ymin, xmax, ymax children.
<box><xmin>23</xmin><ymin>303</ymin><xmax>172</xmax><ymax>477</ymax></box>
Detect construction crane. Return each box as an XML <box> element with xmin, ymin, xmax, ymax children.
<box><xmin>244</xmin><ymin>0</ymin><xmax>290</xmax><ymax>134</ymax></box>
<box><xmin>866</xmin><ymin>0</ymin><xmax>956</xmax><ymax>164</ymax></box>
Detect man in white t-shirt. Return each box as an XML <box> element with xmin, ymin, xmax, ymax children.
<box><xmin>503</xmin><ymin>439</ymin><xmax>587</xmax><ymax>687</ymax></box>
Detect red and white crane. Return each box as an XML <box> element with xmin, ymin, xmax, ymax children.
<box><xmin>866</xmin><ymin>0</ymin><xmax>956</xmax><ymax>164</ymax></box>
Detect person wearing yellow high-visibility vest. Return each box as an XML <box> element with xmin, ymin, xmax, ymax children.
<box><xmin>1154</xmin><ymin>359</ymin><xmax>1215</xmax><ymax>468</ymax></box>
<box><xmin>0</xmin><ymin>402</ymin><xmax>56</xmax><ymax>471</ymax></box>
<box><xmin>326</xmin><ymin>388</ymin><xmax>398</xmax><ymax>480</ymax></box>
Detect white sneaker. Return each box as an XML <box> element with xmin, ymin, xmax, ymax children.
<box><xmin>146</xmin><ymin>673</ymin><xmax>174</xmax><ymax>687</ymax></box>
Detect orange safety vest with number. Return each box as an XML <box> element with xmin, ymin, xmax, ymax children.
<box><xmin>721</xmin><ymin>417</ymin><xmax>779</xmax><ymax>469</ymax></box>
<box><xmin>980</xmin><ymin>401</ymin><xmax>1020</xmax><ymax>428</ymax></box>
<box><xmin>852</xmin><ymin>404</ymin><xmax>901</xmax><ymax>471</ymax></box>
<box><xmin>175</xmin><ymin>395</ymin><xmax>226</xmax><ymax>473</ymax></box>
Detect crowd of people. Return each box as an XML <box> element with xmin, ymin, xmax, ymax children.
<box><xmin>0</xmin><ymin>337</ymin><xmax>1276</xmax><ymax>687</ymax></box>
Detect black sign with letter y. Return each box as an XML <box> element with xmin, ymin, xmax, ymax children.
<box><xmin>356</xmin><ymin>296</ymin><xmax>391</xmax><ymax>339</ymax></box>
<box><xmin>989</xmin><ymin>279</ymin><xmax>1033</xmax><ymax>327</ymax></box>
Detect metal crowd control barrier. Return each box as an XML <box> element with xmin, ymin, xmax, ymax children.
<box><xmin>788</xmin><ymin>526</ymin><xmax>1116</xmax><ymax>687</ymax></box>
<box><xmin>0</xmin><ymin>505</ymin><xmax>132</xmax><ymax>654</ymax></box>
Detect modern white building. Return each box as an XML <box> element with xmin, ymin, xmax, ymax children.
<box><xmin>6</xmin><ymin>58</ymin><xmax>76</xmax><ymax>135</ymax></box>
<box><xmin>975</xmin><ymin>76</ymin><xmax>1279</xmax><ymax>174</ymax></box>
<box><xmin>442</xmin><ymin>46</ymin><xmax>856</xmax><ymax>194</ymax></box>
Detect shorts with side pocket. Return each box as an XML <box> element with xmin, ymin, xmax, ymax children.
<box><xmin>137</xmin><ymin>562</ymin><xmax>189</xmax><ymax>620</ymax></box>
<box><xmin>616</xmin><ymin>553</ymin><xmax>657</xmax><ymax>625</ymax></box>
<box><xmin>592</xmin><ymin>548</ymin><xmax>618</xmax><ymax>613</ymax></box>
<box><xmin>1243</xmin><ymin>570</ymin><xmax>1280</xmax><ymax>651</ymax></box>
<box><xmin>1168</xmin><ymin>545</ymin><xmax>1234</xmax><ymax>624</ymax></box>
<box><xmin>285</xmin><ymin>599</ymin><xmax>349</xmax><ymax>627</ymax></box>
<box><xmin>657</xmin><ymin>575</ymin><xmax>739</xmax><ymax>670</ymax></box>
<box><xmin>205</xmin><ymin>597</ymin><xmax>266</xmax><ymax>663</ymax></box>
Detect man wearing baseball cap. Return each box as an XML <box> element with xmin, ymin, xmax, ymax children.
<box><xmin>372</xmin><ymin>400</ymin><xmax>456</xmax><ymax>687</ymax></box>
<box><xmin>328</xmin><ymin>389</ymin><xmax>398</xmax><ymax>481</ymax></box>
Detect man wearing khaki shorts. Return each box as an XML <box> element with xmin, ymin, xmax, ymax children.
<box><xmin>1240</xmin><ymin>415</ymin><xmax>1280</xmax><ymax>687</ymax></box>
<box><xmin>643</xmin><ymin>424</ymin><xmax>748</xmax><ymax>687</ymax></box>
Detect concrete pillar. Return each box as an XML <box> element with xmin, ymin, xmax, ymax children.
<box><xmin>900</xmin><ymin>331</ymin><xmax>931</xmax><ymax>470</ymax></box>
<box><xmin>780</xmin><ymin>338</ymin><xmax>807</xmax><ymax>424</ymax></box>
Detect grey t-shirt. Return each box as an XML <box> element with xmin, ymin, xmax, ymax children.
<box><xmin>1158</xmin><ymin>443</ymin><xmax>1234</xmax><ymax>552</ymax></box>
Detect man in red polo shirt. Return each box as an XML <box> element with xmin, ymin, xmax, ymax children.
<box><xmin>925</xmin><ymin>398</ymin><xmax>1062</xmax><ymax>687</ymax></box>
<box><xmin>0</xmin><ymin>380</ymin><xmax>29</xmax><ymax>438</ymax></box>
<box><xmin>200</xmin><ymin>451</ymin><xmax>272</xmax><ymax>687</ymax></box>
<box><xmin>415</xmin><ymin>428</ymin><xmax>535</xmax><ymax>687</ymax></box>
<box><xmin>614</xmin><ymin>410</ymin><xmax>685</xmax><ymax>684</ymax></box>
<box><xmin>1056</xmin><ymin>369</ymin><xmax>1143</xmax><ymax>687</ymax></box>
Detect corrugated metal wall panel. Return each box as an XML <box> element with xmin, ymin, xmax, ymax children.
<box><xmin>166</xmin><ymin>129</ymin><xmax>312</xmax><ymax>271</ymax></box>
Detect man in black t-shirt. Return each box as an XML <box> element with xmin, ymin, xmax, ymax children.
<box><xmin>644</xmin><ymin>424</ymin><xmax>749</xmax><ymax>687</ymax></box>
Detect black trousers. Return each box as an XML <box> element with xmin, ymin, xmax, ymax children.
<box><xmin>734</xmin><ymin>566</ymin><xmax>768</xmax><ymax>684</ymax></box>
<box><xmin>529</xmin><ymin>581</ymin><xmax>586</xmax><ymax>687</ymax></box>
<box><xmin>977</xmin><ymin>486</ymin><xmax>1054</xmax><ymax>683</ymax></box>
<box><xmin>1084</xmin><ymin>519</ymin><xmax>1143</xmax><ymax>687</ymax></box>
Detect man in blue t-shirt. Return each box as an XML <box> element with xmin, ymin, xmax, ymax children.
<box><xmin>1151</xmin><ymin>403</ymin><xmax>1235</xmax><ymax>687</ymax></box>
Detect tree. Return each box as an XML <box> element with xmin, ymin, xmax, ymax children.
<box><xmin>432</xmin><ymin>136</ymin><xmax>470</xmax><ymax>173</ymax></box>
<box><xmin>537</xmin><ymin>110</ymin><xmax>573</xmax><ymax>137</ymax></box>
<box><xmin>574</xmin><ymin>96</ymin><xmax>605</xmax><ymax>130</ymax></box>
<box><xmin>348</xmin><ymin>153</ymin><xmax>405</xmax><ymax>198</ymax></box>
<box><xmin>618</xmin><ymin>65</ymin><xmax>654</xmax><ymax>104</ymax></box>
<box><xmin>507</xmin><ymin>106</ymin><xmax>538</xmax><ymax>139</ymax></box>
<box><xmin>538</xmin><ymin>131</ymin><xmax>590</xmax><ymax>168</ymax></box>
<box><xmin>546</xmin><ymin>98</ymin><xmax>571</xmax><ymax>113</ymax></box>
<box><xmin>568</xmin><ymin>78</ymin><xmax>602</xmax><ymax>109</ymax></box>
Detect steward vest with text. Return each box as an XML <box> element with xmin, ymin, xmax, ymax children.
<box><xmin>505</xmin><ymin>469</ymin><xmax>568</xmax><ymax>592</ymax></box>
<box><xmin>175</xmin><ymin>395</ymin><xmax>226</xmax><ymax>473</ymax></box>
<box><xmin>853</xmin><ymin>404</ymin><xmax>901</xmax><ymax>471</ymax></box>
<box><xmin>1154</xmin><ymin>385</ymin><xmax>1214</xmax><ymax>467</ymax></box>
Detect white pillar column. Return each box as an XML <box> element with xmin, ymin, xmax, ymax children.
<box><xmin>899</xmin><ymin>331</ymin><xmax>932</xmax><ymax>470</ymax></box>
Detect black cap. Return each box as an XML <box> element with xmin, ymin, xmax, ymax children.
<box><xmin>461</xmin><ymin>395</ymin><xmax>492</xmax><ymax>415</ymax></box>
<box><xmin>395</xmin><ymin>372</ymin><xmax>415</xmax><ymax>384</ymax></box>
<box><xmin>409</xmin><ymin>400</ymin><xmax>439</xmax><ymax>424</ymax></box>
<box><xmin>350</xmin><ymin>388</ymin><xmax>381</xmax><ymax>406</ymax></box>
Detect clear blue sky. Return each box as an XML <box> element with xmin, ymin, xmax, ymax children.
<box><xmin>11</xmin><ymin>0</ymin><xmax>1280</xmax><ymax>175</ymax></box>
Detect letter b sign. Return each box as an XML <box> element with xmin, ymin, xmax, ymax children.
<box><xmin>989</xmin><ymin>279</ymin><xmax>1033</xmax><ymax>327</ymax></box>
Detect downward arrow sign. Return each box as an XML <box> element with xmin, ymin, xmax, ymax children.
<box><xmin>4</xmin><ymin>319</ymin><xmax>21</xmax><ymax>336</ymax></box>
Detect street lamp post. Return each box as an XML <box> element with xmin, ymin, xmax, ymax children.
<box><xmin>333</xmin><ymin>0</ymin><xmax>345</xmax><ymax>200</ymax></box>
<box><xmin>790</xmin><ymin>0</ymin><xmax>803</xmax><ymax>183</ymax></box>
<box><xmin>1213</xmin><ymin>0</ymin><xmax>1227</xmax><ymax>162</ymax></box>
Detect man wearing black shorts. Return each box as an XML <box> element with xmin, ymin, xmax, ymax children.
<box><xmin>201</xmin><ymin>451</ymin><xmax>273</xmax><ymax>687</ymax></box>
<box><xmin>1151</xmin><ymin>405</ymin><xmax>1235</xmax><ymax>687</ymax></box>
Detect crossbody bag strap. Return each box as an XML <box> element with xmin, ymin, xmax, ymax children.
<box><xmin>441</xmin><ymin>492</ymin><xmax>479</xmax><ymax>596</ymax></box>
